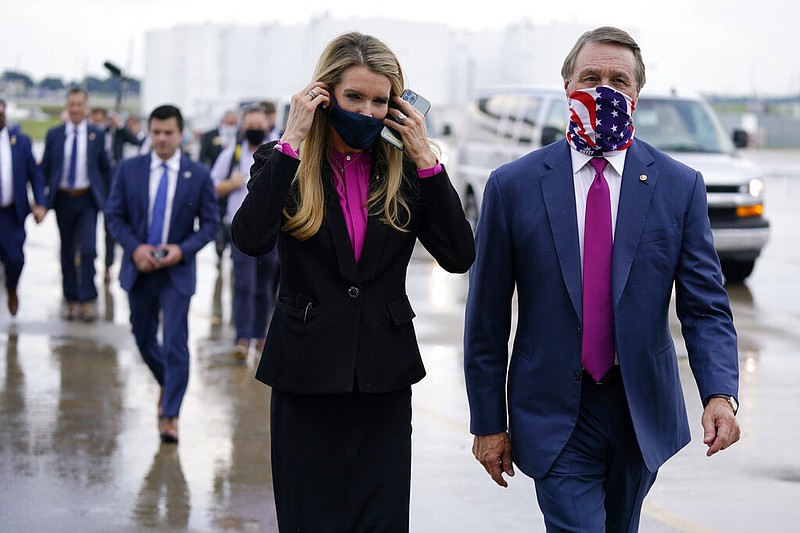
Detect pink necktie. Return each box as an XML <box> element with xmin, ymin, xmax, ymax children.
<box><xmin>581</xmin><ymin>157</ymin><xmax>615</xmax><ymax>382</ymax></box>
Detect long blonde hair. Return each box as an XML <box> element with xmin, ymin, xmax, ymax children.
<box><xmin>283</xmin><ymin>32</ymin><xmax>410</xmax><ymax>240</ymax></box>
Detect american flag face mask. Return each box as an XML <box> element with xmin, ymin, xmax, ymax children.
<box><xmin>566</xmin><ymin>85</ymin><xmax>635</xmax><ymax>157</ymax></box>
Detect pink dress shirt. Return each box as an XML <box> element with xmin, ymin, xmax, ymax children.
<box><xmin>275</xmin><ymin>141</ymin><xmax>442</xmax><ymax>262</ymax></box>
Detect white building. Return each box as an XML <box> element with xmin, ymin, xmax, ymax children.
<box><xmin>142</xmin><ymin>16</ymin><xmax>589</xmax><ymax>132</ymax></box>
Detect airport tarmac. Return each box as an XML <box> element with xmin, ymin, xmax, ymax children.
<box><xmin>1</xmin><ymin>149</ymin><xmax>799</xmax><ymax>532</ymax></box>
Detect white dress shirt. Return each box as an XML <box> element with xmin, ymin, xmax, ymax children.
<box><xmin>0</xmin><ymin>128</ymin><xmax>13</xmax><ymax>208</ymax></box>
<box><xmin>570</xmin><ymin>149</ymin><xmax>627</xmax><ymax>269</ymax></box>
<box><xmin>61</xmin><ymin>121</ymin><xmax>90</xmax><ymax>189</ymax></box>
<box><xmin>210</xmin><ymin>140</ymin><xmax>258</xmax><ymax>224</ymax></box>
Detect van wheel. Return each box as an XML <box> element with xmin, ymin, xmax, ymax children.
<box><xmin>721</xmin><ymin>259</ymin><xmax>755</xmax><ymax>284</ymax></box>
<box><xmin>464</xmin><ymin>191</ymin><xmax>479</xmax><ymax>230</ymax></box>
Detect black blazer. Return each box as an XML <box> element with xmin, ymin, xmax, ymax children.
<box><xmin>198</xmin><ymin>128</ymin><xmax>225</xmax><ymax>168</ymax></box>
<box><xmin>232</xmin><ymin>142</ymin><xmax>475</xmax><ymax>394</ymax></box>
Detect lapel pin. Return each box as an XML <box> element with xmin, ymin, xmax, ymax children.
<box><xmin>10</xmin><ymin>135</ymin><xmax>16</xmax><ymax>145</ymax></box>
<box><xmin>639</xmin><ymin>174</ymin><xmax>648</xmax><ymax>182</ymax></box>
<box><xmin>89</xmin><ymin>132</ymin><xmax>96</xmax><ymax>141</ymax></box>
<box><xmin>183</xmin><ymin>171</ymin><xmax>192</xmax><ymax>179</ymax></box>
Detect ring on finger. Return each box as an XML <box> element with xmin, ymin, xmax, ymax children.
<box><xmin>396</xmin><ymin>111</ymin><xmax>407</xmax><ymax>124</ymax></box>
<box><xmin>307</xmin><ymin>89</ymin><xmax>318</xmax><ymax>99</ymax></box>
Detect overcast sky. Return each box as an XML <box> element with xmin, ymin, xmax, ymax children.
<box><xmin>3</xmin><ymin>0</ymin><xmax>797</xmax><ymax>97</ymax></box>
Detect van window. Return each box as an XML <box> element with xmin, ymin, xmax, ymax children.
<box><xmin>468</xmin><ymin>94</ymin><xmax>543</xmax><ymax>144</ymax></box>
<box><xmin>543</xmin><ymin>98</ymin><xmax>569</xmax><ymax>141</ymax></box>
<box><xmin>517</xmin><ymin>97</ymin><xmax>544</xmax><ymax>144</ymax></box>
<box><xmin>634</xmin><ymin>98</ymin><xmax>733</xmax><ymax>154</ymax></box>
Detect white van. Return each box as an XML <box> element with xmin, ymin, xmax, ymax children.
<box><xmin>453</xmin><ymin>86</ymin><xmax>770</xmax><ymax>283</ymax></box>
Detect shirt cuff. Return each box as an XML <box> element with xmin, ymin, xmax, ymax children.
<box><xmin>275</xmin><ymin>141</ymin><xmax>299</xmax><ymax>160</ymax></box>
<box><xmin>416</xmin><ymin>162</ymin><xmax>442</xmax><ymax>179</ymax></box>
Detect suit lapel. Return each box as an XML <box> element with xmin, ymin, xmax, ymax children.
<box><xmin>612</xmin><ymin>140</ymin><xmax>657</xmax><ymax>308</ymax></box>
<box><xmin>542</xmin><ymin>142</ymin><xmax>583</xmax><ymax>321</ymax></box>
<box><xmin>136</xmin><ymin>156</ymin><xmax>152</xmax><ymax>239</ymax></box>
<box><xmin>322</xmin><ymin>169</ymin><xmax>361</xmax><ymax>284</ymax></box>
<box><xmin>10</xmin><ymin>134</ymin><xmax>24</xmax><ymax>206</ymax></box>
<box><xmin>356</xmin><ymin>173</ymin><xmax>386</xmax><ymax>283</ymax></box>
<box><xmin>10</xmin><ymin>134</ymin><xmax>21</xmax><ymax>180</ymax></box>
<box><xmin>168</xmin><ymin>157</ymin><xmax>193</xmax><ymax>241</ymax></box>
<box><xmin>86</xmin><ymin>126</ymin><xmax>100</xmax><ymax>178</ymax></box>
<box><xmin>55</xmin><ymin>125</ymin><xmax>67</xmax><ymax>182</ymax></box>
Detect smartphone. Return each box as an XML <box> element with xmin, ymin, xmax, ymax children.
<box><xmin>380</xmin><ymin>89</ymin><xmax>431</xmax><ymax>151</ymax></box>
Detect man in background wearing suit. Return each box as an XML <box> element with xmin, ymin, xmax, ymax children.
<box><xmin>0</xmin><ymin>99</ymin><xmax>47</xmax><ymax>316</ymax></box>
<box><xmin>105</xmin><ymin>105</ymin><xmax>218</xmax><ymax>444</ymax></box>
<box><xmin>198</xmin><ymin>109</ymin><xmax>239</xmax><ymax>169</ymax></box>
<box><xmin>89</xmin><ymin>106</ymin><xmax>118</xmax><ymax>286</ymax></box>
<box><xmin>464</xmin><ymin>27</ymin><xmax>740</xmax><ymax>531</ymax></box>
<box><xmin>89</xmin><ymin>107</ymin><xmax>113</xmax><ymax>159</ymax></box>
<box><xmin>41</xmin><ymin>87</ymin><xmax>111</xmax><ymax>321</ymax></box>
<box><xmin>199</xmin><ymin>109</ymin><xmax>239</xmax><ymax>266</ymax></box>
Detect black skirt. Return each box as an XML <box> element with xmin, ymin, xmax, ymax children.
<box><xmin>270</xmin><ymin>387</ymin><xmax>412</xmax><ymax>533</ymax></box>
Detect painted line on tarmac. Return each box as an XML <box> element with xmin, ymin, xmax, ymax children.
<box><xmin>642</xmin><ymin>502</ymin><xmax>719</xmax><ymax>533</ymax></box>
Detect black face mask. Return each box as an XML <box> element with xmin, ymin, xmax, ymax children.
<box><xmin>244</xmin><ymin>129</ymin><xmax>266</xmax><ymax>146</ymax></box>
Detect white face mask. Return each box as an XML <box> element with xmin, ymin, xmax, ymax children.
<box><xmin>566</xmin><ymin>85</ymin><xmax>635</xmax><ymax>156</ymax></box>
<box><xmin>219</xmin><ymin>124</ymin><xmax>239</xmax><ymax>144</ymax></box>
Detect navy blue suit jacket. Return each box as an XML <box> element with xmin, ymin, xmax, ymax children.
<box><xmin>464</xmin><ymin>139</ymin><xmax>738</xmax><ymax>477</ymax></box>
<box><xmin>104</xmin><ymin>153</ymin><xmax>219</xmax><ymax>297</ymax></box>
<box><xmin>5</xmin><ymin>126</ymin><xmax>45</xmax><ymax>225</ymax></box>
<box><xmin>40</xmin><ymin>122</ymin><xmax>111</xmax><ymax>209</ymax></box>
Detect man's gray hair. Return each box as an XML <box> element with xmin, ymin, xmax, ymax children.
<box><xmin>561</xmin><ymin>26</ymin><xmax>646</xmax><ymax>90</ymax></box>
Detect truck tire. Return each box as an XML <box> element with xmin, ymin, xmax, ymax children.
<box><xmin>721</xmin><ymin>259</ymin><xmax>755</xmax><ymax>284</ymax></box>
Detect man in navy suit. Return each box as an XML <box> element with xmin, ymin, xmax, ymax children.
<box><xmin>464</xmin><ymin>27</ymin><xmax>740</xmax><ymax>531</ymax></box>
<box><xmin>105</xmin><ymin>105</ymin><xmax>218</xmax><ymax>444</ymax></box>
<box><xmin>41</xmin><ymin>87</ymin><xmax>111</xmax><ymax>321</ymax></box>
<box><xmin>0</xmin><ymin>99</ymin><xmax>47</xmax><ymax>316</ymax></box>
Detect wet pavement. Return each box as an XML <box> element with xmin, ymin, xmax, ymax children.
<box><xmin>1</xmin><ymin>149</ymin><xmax>799</xmax><ymax>532</ymax></box>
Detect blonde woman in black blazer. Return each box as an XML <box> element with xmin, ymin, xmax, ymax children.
<box><xmin>232</xmin><ymin>32</ymin><xmax>474</xmax><ymax>532</ymax></box>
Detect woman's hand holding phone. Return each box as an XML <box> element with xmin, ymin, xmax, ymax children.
<box><xmin>280</xmin><ymin>82</ymin><xmax>331</xmax><ymax>151</ymax></box>
<box><xmin>382</xmin><ymin>91</ymin><xmax>437</xmax><ymax>169</ymax></box>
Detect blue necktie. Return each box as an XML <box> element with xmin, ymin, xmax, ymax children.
<box><xmin>148</xmin><ymin>163</ymin><xmax>169</xmax><ymax>246</ymax></box>
<box><xmin>67</xmin><ymin>127</ymin><xmax>78</xmax><ymax>188</ymax></box>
